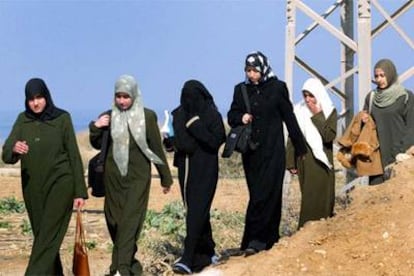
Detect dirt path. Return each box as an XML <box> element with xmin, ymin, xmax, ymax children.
<box><xmin>0</xmin><ymin>176</ymin><xmax>249</xmax><ymax>275</ymax></box>
<box><xmin>1</xmin><ymin>158</ymin><xmax>414</xmax><ymax>275</ymax></box>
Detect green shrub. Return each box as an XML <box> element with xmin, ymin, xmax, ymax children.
<box><xmin>20</xmin><ymin>218</ymin><xmax>32</xmax><ymax>235</ymax></box>
<box><xmin>0</xmin><ymin>220</ymin><xmax>11</xmax><ymax>229</ymax></box>
<box><xmin>142</xmin><ymin>201</ymin><xmax>186</xmax><ymax>239</ymax></box>
<box><xmin>86</xmin><ymin>240</ymin><xmax>97</xmax><ymax>250</ymax></box>
<box><xmin>0</xmin><ymin>197</ymin><xmax>25</xmax><ymax>214</ymax></box>
<box><xmin>139</xmin><ymin>201</ymin><xmax>245</xmax><ymax>275</ymax></box>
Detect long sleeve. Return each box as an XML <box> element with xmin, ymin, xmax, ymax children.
<box><xmin>279</xmin><ymin>85</ymin><xmax>307</xmax><ymax>157</ymax></box>
<box><xmin>172</xmin><ymin>108</ymin><xmax>198</xmax><ymax>154</ymax></box>
<box><xmin>2</xmin><ymin>114</ymin><xmax>23</xmax><ymax>165</ymax></box>
<box><xmin>146</xmin><ymin>110</ymin><xmax>173</xmax><ymax>188</ymax></box>
<box><xmin>311</xmin><ymin>109</ymin><xmax>338</xmax><ymax>143</ymax></box>
<box><xmin>395</xmin><ymin>92</ymin><xmax>414</xmax><ymax>156</ymax></box>
<box><xmin>89</xmin><ymin>110</ymin><xmax>111</xmax><ymax>150</ymax></box>
<box><xmin>227</xmin><ymin>84</ymin><xmax>246</xmax><ymax>128</ymax></box>
<box><xmin>186</xmin><ymin>110</ymin><xmax>226</xmax><ymax>152</ymax></box>
<box><xmin>285</xmin><ymin>139</ymin><xmax>296</xmax><ymax>169</ymax></box>
<box><xmin>63</xmin><ymin>113</ymin><xmax>88</xmax><ymax>199</ymax></box>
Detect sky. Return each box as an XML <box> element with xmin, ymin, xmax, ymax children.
<box><xmin>0</xmin><ymin>0</ymin><xmax>412</xmax><ymax>125</ymax></box>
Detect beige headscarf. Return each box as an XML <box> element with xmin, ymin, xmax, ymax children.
<box><xmin>111</xmin><ymin>75</ymin><xmax>163</xmax><ymax>176</ymax></box>
<box><xmin>294</xmin><ymin>78</ymin><xmax>335</xmax><ymax>169</ymax></box>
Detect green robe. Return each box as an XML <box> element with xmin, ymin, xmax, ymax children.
<box><xmin>2</xmin><ymin>112</ymin><xmax>87</xmax><ymax>275</ymax></box>
<box><xmin>287</xmin><ymin>110</ymin><xmax>337</xmax><ymax>228</ymax></box>
<box><xmin>89</xmin><ymin>108</ymin><xmax>173</xmax><ymax>276</ymax></box>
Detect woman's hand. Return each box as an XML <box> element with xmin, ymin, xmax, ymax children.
<box><xmin>288</xmin><ymin>168</ymin><xmax>298</xmax><ymax>175</ymax></box>
<box><xmin>242</xmin><ymin>113</ymin><xmax>253</xmax><ymax>124</ymax></box>
<box><xmin>94</xmin><ymin>114</ymin><xmax>111</xmax><ymax>128</ymax></box>
<box><xmin>13</xmin><ymin>141</ymin><xmax>29</xmax><ymax>155</ymax></box>
<box><xmin>361</xmin><ymin>111</ymin><xmax>369</xmax><ymax>123</ymax></box>
<box><xmin>74</xmin><ymin>198</ymin><xmax>85</xmax><ymax>209</ymax></box>
<box><xmin>307</xmin><ymin>101</ymin><xmax>322</xmax><ymax>115</ymax></box>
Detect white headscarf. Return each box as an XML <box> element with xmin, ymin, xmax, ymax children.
<box><xmin>294</xmin><ymin>78</ymin><xmax>335</xmax><ymax>169</ymax></box>
<box><xmin>111</xmin><ymin>75</ymin><xmax>163</xmax><ymax>176</ymax></box>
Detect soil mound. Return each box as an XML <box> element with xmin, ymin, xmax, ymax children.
<box><xmin>214</xmin><ymin>158</ymin><xmax>414</xmax><ymax>275</ymax></box>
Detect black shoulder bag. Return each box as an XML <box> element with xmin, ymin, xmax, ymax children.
<box><xmin>222</xmin><ymin>84</ymin><xmax>254</xmax><ymax>158</ymax></box>
<box><xmin>88</xmin><ymin>129</ymin><xmax>109</xmax><ymax>197</ymax></box>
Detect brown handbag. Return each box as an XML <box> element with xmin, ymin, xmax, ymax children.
<box><xmin>73</xmin><ymin>209</ymin><xmax>91</xmax><ymax>276</ymax></box>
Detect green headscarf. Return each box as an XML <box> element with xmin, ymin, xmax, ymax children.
<box><xmin>373</xmin><ymin>59</ymin><xmax>407</xmax><ymax>108</ymax></box>
<box><xmin>111</xmin><ymin>75</ymin><xmax>163</xmax><ymax>176</ymax></box>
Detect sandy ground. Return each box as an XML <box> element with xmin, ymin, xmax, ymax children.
<box><xmin>1</xmin><ymin>157</ymin><xmax>414</xmax><ymax>275</ymax></box>
<box><xmin>0</xmin><ymin>171</ymin><xmax>249</xmax><ymax>275</ymax></box>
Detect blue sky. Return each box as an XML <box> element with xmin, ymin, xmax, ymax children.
<box><xmin>0</xmin><ymin>0</ymin><xmax>412</xmax><ymax>122</ymax></box>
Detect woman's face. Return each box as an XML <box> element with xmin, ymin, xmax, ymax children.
<box><xmin>245</xmin><ymin>67</ymin><xmax>261</xmax><ymax>84</ymax></box>
<box><xmin>374</xmin><ymin>68</ymin><xmax>388</xmax><ymax>89</ymax></box>
<box><xmin>28</xmin><ymin>94</ymin><xmax>46</xmax><ymax>114</ymax></box>
<box><xmin>303</xmin><ymin>91</ymin><xmax>317</xmax><ymax>107</ymax></box>
<box><xmin>115</xmin><ymin>92</ymin><xmax>133</xmax><ymax>110</ymax></box>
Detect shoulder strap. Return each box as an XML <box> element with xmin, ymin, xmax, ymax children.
<box><xmin>98</xmin><ymin>129</ymin><xmax>110</xmax><ymax>162</ymax></box>
<box><xmin>368</xmin><ymin>91</ymin><xmax>374</xmax><ymax>114</ymax></box>
<box><xmin>241</xmin><ymin>84</ymin><xmax>251</xmax><ymax>113</ymax></box>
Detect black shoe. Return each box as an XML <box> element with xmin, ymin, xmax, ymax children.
<box><xmin>244</xmin><ymin>247</ymin><xmax>259</xmax><ymax>257</ymax></box>
<box><xmin>222</xmin><ymin>247</ymin><xmax>245</xmax><ymax>257</ymax></box>
<box><xmin>173</xmin><ymin>262</ymin><xmax>192</xmax><ymax>275</ymax></box>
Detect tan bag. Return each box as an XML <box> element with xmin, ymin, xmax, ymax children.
<box><xmin>73</xmin><ymin>209</ymin><xmax>91</xmax><ymax>276</ymax></box>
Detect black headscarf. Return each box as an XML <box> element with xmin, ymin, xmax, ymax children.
<box><xmin>24</xmin><ymin>78</ymin><xmax>66</xmax><ymax>121</ymax></box>
<box><xmin>180</xmin><ymin>80</ymin><xmax>217</xmax><ymax>115</ymax></box>
<box><xmin>244</xmin><ymin>51</ymin><xmax>277</xmax><ymax>83</ymax></box>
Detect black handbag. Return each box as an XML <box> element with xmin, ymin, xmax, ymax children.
<box><xmin>222</xmin><ymin>84</ymin><xmax>254</xmax><ymax>158</ymax></box>
<box><xmin>87</xmin><ymin>129</ymin><xmax>109</xmax><ymax>197</ymax></box>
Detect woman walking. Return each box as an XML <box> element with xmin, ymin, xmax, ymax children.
<box><xmin>89</xmin><ymin>74</ymin><xmax>173</xmax><ymax>275</ymax></box>
<box><xmin>171</xmin><ymin>80</ymin><xmax>226</xmax><ymax>274</ymax></box>
<box><xmin>227</xmin><ymin>51</ymin><xmax>307</xmax><ymax>256</ymax></box>
<box><xmin>287</xmin><ymin>78</ymin><xmax>337</xmax><ymax>228</ymax></box>
<box><xmin>2</xmin><ymin>78</ymin><xmax>87</xmax><ymax>275</ymax></box>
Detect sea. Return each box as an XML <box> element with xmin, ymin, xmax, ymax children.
<box><xmin>0</xmin><ymin>106</ymin><xmax>230</xmax><ymax>145</ymax></box>
<box><xmin>0</xmin><ymin>109</ymin><xmax>102</xmax><ymax>145</ymax></box>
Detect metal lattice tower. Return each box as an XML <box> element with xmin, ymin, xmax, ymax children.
<box><xmin>285</xmin><ymin>0</ymin><xmax>413</xmax><ymax>133</ymax></box>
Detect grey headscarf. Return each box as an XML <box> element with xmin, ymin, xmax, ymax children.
<box><xmin>111</xmin><ymin>75</ymin><xmax>163</xmax><ymax>176</ymax></box>
<box><xmin>373</xmin><ymin>59</ymin><xmax>408</xmax><ymax>108</ymax></box>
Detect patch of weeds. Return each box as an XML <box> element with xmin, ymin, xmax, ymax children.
<box><xmin>211</xmin><ymin>209</ymin><xmax>244</xmax><ymax>249</ymax></box>
<box><xmin>0</xmin><ymin>197</ymin><xmax>25</xmax><ymax>214</ymax></box>
<box><xmin>86</xmin><ymin>240</ymin><xmax>97</xmax><ymax>250</ymax></box>
<box><xmin>0</xmin><ymin>220</ymin><xmax>11</xmax><ymax>229</ymax></box>
<box><xmin>143</xmin><ymin>201</ymin><xmax>186</xmax><ymax>237</ymax></box>
<box><xmin>140</xmin><ymin>201</ymin><xmax>245</xmax><ymax>275</ymax></box>
<box><xmin>20</xmin><ymin>218</ymin><xmax>32</xmax><ymax>235</ymax></box>
<box><xmin>106</xmin><ymin>243</ymin><xmax>113</xmax><ymax>253</ymax></box>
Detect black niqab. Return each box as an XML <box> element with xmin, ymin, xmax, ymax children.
<box><xmin>180</xmin><ymin>80</ymin><xmax>217</xmax><ymax>115</ymax></box>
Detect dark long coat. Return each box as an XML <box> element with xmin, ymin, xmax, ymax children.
<box><xmin>2</xmin><ymin>112</ymin><xmax>87</xmax><ymax>275</ymax></box>
<box><xmin>364</xmin><ymin>91</ymin><xmax>414</xmax><ymax>168</ymax></box>
<box><xmin>172</xmin><ymin>105</ymin><xmax>226</xmax><ymax>272</ymax></box>
<box><xmin>89</xmin><ymin>108</ymin><xmax>172</xmax><ymax>275</ymax></box>
<box><xmin>227</xmin><ymin>78</ymin><xmax>307</xmax><ymax>251</ymax></box>
<box><xmin>286</xmin><ymin>110</ymin><xmax>337</xmax><ymax>228</ymax></box>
